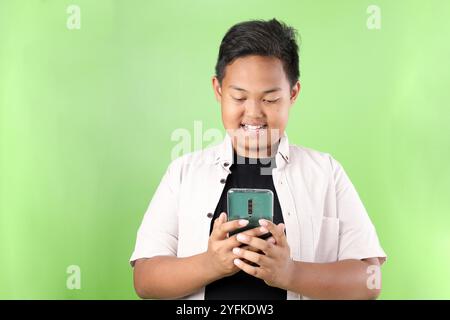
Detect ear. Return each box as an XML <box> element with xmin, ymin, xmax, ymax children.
<box><xmin>212</xmin><ymin>76</ymin><xmax>222</xmax><ymax>103</ymax></box>
<box><xmin>289</xmin><ymin>81</ymin><xmax>301</xmax><ymax>105</ymax></box>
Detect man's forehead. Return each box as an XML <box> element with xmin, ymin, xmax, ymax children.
<box><xmin>222</xmin><ymin>56</ymin><xmax>290</xmax><ymax>91</ymax></box>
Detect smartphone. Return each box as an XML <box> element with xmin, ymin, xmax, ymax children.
<box><xmin>227</xmin><ymin>188</ymin><xmax>273</xmax><ymax>239</ymax></box>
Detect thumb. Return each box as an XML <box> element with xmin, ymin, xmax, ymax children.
<box><xmin>277</xmin><ymin>223</ymin><xmax>287</xmax><ymax>245</ymax></box>
<box><xmin>219</xmin><ymin>212</ymin><xmax>227</xmax><ymax>223</ymax></box>
<box><xmin>211</xmin><ymin>212</ymin><xmax>227</xmax><ymax>239</ymax></box>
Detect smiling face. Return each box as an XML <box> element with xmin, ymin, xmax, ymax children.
<box><xmin>212</xmin><ymin>55</ymin><xmax>300</xmax><ymax>158</ymax></box>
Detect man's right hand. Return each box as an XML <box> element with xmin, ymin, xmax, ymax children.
<box><xmin>206</xmin><ymin>211</ymin><xmax>276</xmax><ymax>279</ymax></box>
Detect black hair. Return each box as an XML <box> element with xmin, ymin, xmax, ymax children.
<box><xmin>215</xmin><ymin>18</ymin><xmax>300</xmax><ymax>87</ymax></box>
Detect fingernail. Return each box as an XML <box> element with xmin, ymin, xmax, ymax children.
<box><xmin>260</xmin><ymin>226</ymin><xmax>268</xmax><ymax>233</ymax></box>
<box><xmin>268</xmin><ymin>237</ymin><xmax>276</xmax><ymax>244</ymax></box>
<box><xmin>259</xmin><ymin>219</ymin><xmax>268</xmax><ymax>226</ymax></box>
<box><xmin>234</xmin><ymin>258</ymin><xmax>241</xmax><ymax>266</ymax></box>
<box><xmin>232</xmin><ymin>247</ymin><xmax>240</xmax><ymax>255</ymax></box>
<box><xmin>237</xmin><ymin>233</ymin><xmax>248</xmax><ymax>242</ymax></box>
<box><xmin>239</xmin><ymin>219</ymin><xmax>249</xmax><ymax>226</ymax></box>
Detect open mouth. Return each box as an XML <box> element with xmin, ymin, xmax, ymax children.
<box><xmin>240</xmin><ymin>123</ymin><xmax>268</xmax><ymax>132</ymax></box>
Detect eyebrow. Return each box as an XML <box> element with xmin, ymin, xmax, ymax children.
<box><xmin>228</xmin><ymin>85</ymin><xmax>281</xmax><ymax>94</ymax></box>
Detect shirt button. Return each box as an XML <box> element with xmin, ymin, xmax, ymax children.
<box><xmin>207</xmin><ymin>212</ymin><xmax>213</xmax><ymax>218</ymax></box>
<box><xmin>220</xmin><ymin>178</ymin><xmax>226</xmax><ymax>184</ymax></box>
<box><xmin>223</xmin><ymin>162</ymin><xmax>230</xmax><ymax>167</ymax></box>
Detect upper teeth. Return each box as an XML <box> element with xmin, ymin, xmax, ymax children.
<box><xmin>242</xmin><ymin>124</ymin><xmax>266</xmax><ymax>130</ymax></box>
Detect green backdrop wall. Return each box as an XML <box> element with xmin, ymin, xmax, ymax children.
<box><xmin>1</xmin><ymin>0</ymin><xmax>449</xmax><ymax>299</ymax></box>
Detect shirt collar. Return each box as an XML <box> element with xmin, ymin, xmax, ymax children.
<box><xmin>214</xmin><ymin>131</ymin><xmax>290</xmax><ymax>170</ymax></box>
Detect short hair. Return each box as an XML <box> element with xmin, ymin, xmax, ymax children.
<box><xmin>215</xmin><ymin>18</ymin><xmax>300</xmax><ymax>87</ymax></box>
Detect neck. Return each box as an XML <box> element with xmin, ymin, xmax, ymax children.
<box><xmin>232</xmin><ymin>140</ymin><xmax>280</xmax><ymax>159</ymax></box>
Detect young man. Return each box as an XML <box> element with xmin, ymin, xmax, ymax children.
<box><xmin>130</xmin><ymin>19</ymin><xmax>386</xmax><ymax>300</ymax></box>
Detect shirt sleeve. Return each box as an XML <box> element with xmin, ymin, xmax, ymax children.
<box><xmin>129</xmin><ymin>159</ymin><xmax>180</xmax><ymax>267</ymax></box>
<box><xmin>331</xmin><ymin>157</ymin><xmax>387</xmax><ymax>265</ymax></box>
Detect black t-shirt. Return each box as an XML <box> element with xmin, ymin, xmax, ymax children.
<box><xmin>204</xmin><ymin>149</ymin><xmax>287</xmax><ymax>300</ymax></box>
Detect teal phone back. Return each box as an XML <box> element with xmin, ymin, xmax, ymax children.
<box><xmin>227</xmin><ymin>188</ymin><xmax>273</xmax><ymax>234</ymax></box>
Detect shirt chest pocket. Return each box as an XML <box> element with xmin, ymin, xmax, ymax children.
<box><xmin>314</xmin><ymin>217</ymin><xmax>340</xmax><ymax>263</ymax></box>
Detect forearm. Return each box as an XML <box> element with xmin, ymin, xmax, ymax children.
<box><xmin>133</xmin><ymin>253</ymin><xmax>219</xmax><ymax>299</ymax></box>
<box><xmin>286</xmin><ymin>259</ymin><xmax>381</xmax><ymax>300</ymax></box>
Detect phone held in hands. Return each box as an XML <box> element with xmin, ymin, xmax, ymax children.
<box><xmin>227</xmin><ymin>188</ymin><xmax>274</xmax><ymax>239</ymax></box>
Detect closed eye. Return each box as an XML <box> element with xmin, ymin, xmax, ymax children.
<box><xmin>263</xmin><ymin>98</ymin><xmax>279</xmax><ymax>104</ymax></box>
<box><xmin>232</xmin><ymin>97</ymin><xmax>246</xmax><ymax>102</ymax></box>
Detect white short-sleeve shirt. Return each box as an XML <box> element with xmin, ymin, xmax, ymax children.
<box><xmin>130</xmin><ymin>132</ymin><xmax>387</xmax><ymax>299</ymax></box>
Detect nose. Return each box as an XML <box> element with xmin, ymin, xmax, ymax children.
<box><xmin>244</xmin><ymin>99</ymin><xmax>264</xmax><ymax>118</ymax></box>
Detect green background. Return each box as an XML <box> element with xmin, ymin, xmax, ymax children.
<box><xmin>1</xmin><ymin>0</ymin><xmax>449</xmax><ymax>299</ymax></box>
